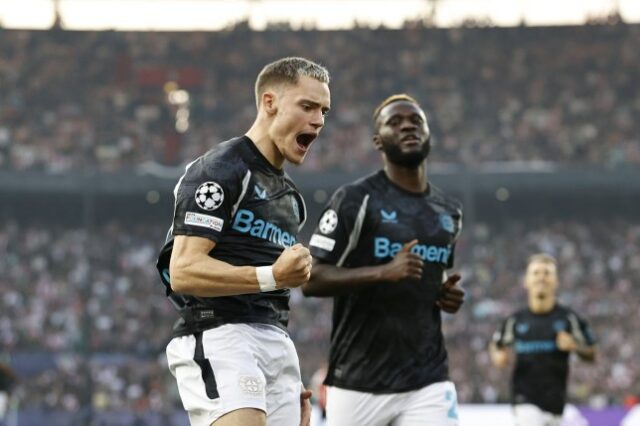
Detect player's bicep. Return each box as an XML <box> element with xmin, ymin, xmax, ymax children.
<box><xmin>170</xmin><ymin>235</ymin><xmax>216</xmax><ymax>270</ymax></box>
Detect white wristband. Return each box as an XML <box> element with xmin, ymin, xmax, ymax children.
<box><xmin>256</xmin><ymin>266</ymin><xmax>277</xmax><ymax>292</ymax></box>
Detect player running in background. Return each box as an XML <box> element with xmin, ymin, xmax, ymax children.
<box><xmin>156</xmin><ymin>57</ymin><xmax>330</xmax><ymax>426</ymax></box>
<box><xmin>303</xmin><ymin>94</ymin><xmax>464</xmax><ymax>426</ymax></box>
<box><xmin>490</xmin><ymin>253</ymin><xmax>597</xmax><ymax>426</ymax></box>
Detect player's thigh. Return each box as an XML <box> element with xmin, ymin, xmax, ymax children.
<box><xmin>513</xmin><ymin>404</ymin><xmax>548</xmax><ymax>426</ymax></box>
<box><xmin>544</xmin><ymin>412</ymin><xmax>563</xmax><ymax>426</ymax></box>
<box><xmin>258</xmin><ymin>324</ymin><xmax>302</xmax><ymax>425</ymax></box>
<box><xmin>166</xmin><ymin>334</ymin><xmax>225</xmax><ymax>426</ymax></box>
<box><xmin>393</xmin><ymin>381</ymin><xmax>459</xmax><ymax>426</ymax></box>
<box><xmin>212</xmin><ymin>408</ymin><xmax>266</xmax><ymax>426</ymax></box>
<box><xmin>325</xmin><ymin>386</ymin><xmax>396</xmax><ymax>426</ymax></box>
<box><xmin>166</xmin><ymin>326</ymin><xmax>268</xmax><ymax>426</ymax></box>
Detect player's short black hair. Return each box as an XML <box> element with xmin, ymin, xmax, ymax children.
<box><xmin>255</xmin><ymin>57</ymin><xmax>330</xmax><ymax>108</ymax></box>
<box><xmin>373</xmin><ymin>93</ymin><xmax>420</xmax><ymax>124</ymax></box>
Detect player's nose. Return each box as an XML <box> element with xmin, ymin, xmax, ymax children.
<box><xmin>400</xmin><ymin>117</ymin><xmax>418</xmax><ymax>131</ymax></box>
<box><xmin>310</xmin><ymin>110</ymin><xmax>324</xmax><ymax>129</ymax></box>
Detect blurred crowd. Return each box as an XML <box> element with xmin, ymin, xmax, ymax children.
<box><xmin>1</xmin><ymin>22</ymin><xmax>639</xmax><ymax>173</ymax></box>
<box><xmin>1</xmin><ymin>218</ymin><xmax>638</xmax><ymax>420</ymax></box>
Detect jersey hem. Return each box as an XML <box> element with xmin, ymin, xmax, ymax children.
<box><xmin>511</xmin><ymin>401</ymin><xmax>565</xmax><ymax>416</ymax></box>
<box><xmin>325</xmin><ymin>375</ymin><xmax>449</xmax><ymax>394</ymax></box>
<box><xmin>172</xmin><ymin>227</ymin><xmax>222</xmax><ymax>242</ymax></box>
<box><xmin>172</xmin><ymin>317</ymin><xmax>288</xmax><ymax>338</ymax></box>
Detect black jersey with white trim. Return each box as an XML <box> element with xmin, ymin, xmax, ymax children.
<box><xmin>309</xmin><ymin>170</ymin><xmax>463</xmax><ymax>393</ymax></box>
<box><xmin>493</xmin><ymin>304</ymin><xmax>596</xmax><ymax>414</ymax></box>
<box><xmin>156</xmin><ymin>136</ymin><xmax>306</xmax><ymax>337</ymax></box>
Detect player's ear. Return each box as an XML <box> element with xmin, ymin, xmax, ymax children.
<box><xmin>373</xmin><ymin>134</ymin><xmax>383</xmax><ymax>151</ymax></box>
<box><xmin>261</xmin><ymin>90</ymin><xmax>278</xmax><ymax>116</ymax></box>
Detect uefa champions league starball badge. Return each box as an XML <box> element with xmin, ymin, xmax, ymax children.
<box><xmin>195</xmin><ymin>181</ymin><xmax>224</xmax><ymax>211</ymax></box>
<box><xmin>319</xmin><ymin>209</ymin><xmax>338</xmax><ymax>234</ymax></box>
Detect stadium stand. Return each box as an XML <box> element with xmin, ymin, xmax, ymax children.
<box><xmin>0</xmin><ymin>23</ymin><xmax>638</xmax><ymax>173</ymax></box>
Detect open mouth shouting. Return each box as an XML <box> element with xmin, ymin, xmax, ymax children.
<box><xmin>296</xmin><ymin>132</ymin><xmax>318</xmax><ymax>152</ymax></box>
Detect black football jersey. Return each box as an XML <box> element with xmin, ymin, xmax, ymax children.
<box><xmin>156</xmin><ymin>136</ymin><xmax>306</xmax><ymax>337</ymax></box>
<box><xmin>309</xmin><ymin>170</ymin><xmax>463</xmax><ymax>393</ymax></box>
<box><xmin>493</xmin><ymin>304</ymin><xmax>596</xmax><ymax>414</ymax></box>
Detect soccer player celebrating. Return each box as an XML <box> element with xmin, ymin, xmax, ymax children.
<box><xmin>156</xmin><ymin>57</ymin><xmax>330</xmax><ymax>426</ymax></box>
<box><xmin>489</xmin><ymin>254</ymin><xmax>597</xmax><ymax>426</ymax></box>
<box><xmin>303</xmin><ymin>94</ymin><xmax>464</xmax><ymax>425</ymax></box>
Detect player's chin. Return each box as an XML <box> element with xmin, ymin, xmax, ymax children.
<box><xmin>285</xmin><ymin>150</ymin><xmax>308</xmax><ymax>165</ymax></box>
<box><xmin>287</xmin><ymin>146</ymin><xmax>312</xmax><ymax>165</ymax></box>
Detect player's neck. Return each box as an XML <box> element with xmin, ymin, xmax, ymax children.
<box><xmin>383</xmin><ymin>162</ymin><xmax>428</xmax><ymax>193</ymax></box>
<box><xmin>246</xmin><ymin>122</ymin><xmax>285</xmax><ymax>170</ymax></box>
<box><xmin>528</xmin><ymin>297</ymin><xmax>555</xmax><ymax>314</ymax></box>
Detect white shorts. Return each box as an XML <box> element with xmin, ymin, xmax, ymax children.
<box><xmin>166</xmin><ymin>323</ymin><xmax>302</xmax><ymax>426</ymax></box>
<box><xmin>0</xmin><ymin>392</ymin><xmax>7</xmax><ymax>419</ymax></box>
<box><xmin>325</xmin><ymin>381</ymin><xmax>459</xmax><ymax>426</ymax></box>
<box><xmin>513</xmin><ymin>404</ymin><xmax>562</xmax><ymax>426</ymax></box>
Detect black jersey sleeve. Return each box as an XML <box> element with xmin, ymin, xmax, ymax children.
<box><xmin>172</xmin><ymin>158</ymin><xmax>247</xmax><ymax>242</ymax></box>
<box><xmin>446</xmin><ymin>206</ymin><xmax>463</xmax><ymax>269</ymax></box>
<box><xmin>493</xmin><ymin>315</ymin><xmax>517</xmax><ymax>348</ymax></box>
<box><xmin>567</xmin><ymin>310</ymin><xmax>596</xmax><ymax>346</ymax></box>
<box><xmin>309</xmin><ymin>185</ymin><xmax>367</xmax><ymax>266</ymax></box>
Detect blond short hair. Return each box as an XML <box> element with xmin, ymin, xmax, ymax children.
<box><xmin>527</xmin><ymin>253</ymin><xmax>557</xmax><ymax>267</ymax></box>
<box><xmin>254</xmin><ymin>57</ymin><xmax>330</xmax><ymax>108</ymax></box>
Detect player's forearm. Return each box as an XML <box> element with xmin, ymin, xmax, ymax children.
<box><xmin>489</xmin><ymin>342</ymin><xmax>510</xmax><ymax>368</ymax></box>
<box><xmin>575</xmin><ymin>345</ymin><xmax>596</xmax><ymax>362</ymax></box>
<box><xmin>170</xmin><ymin>253</ymin><xmax>260</xmax><ymax>297</ymax></box>
<box><xmin>302</xmin><ymin>262</ymin><xmax>386</xmax><ymax>297</ymax></box>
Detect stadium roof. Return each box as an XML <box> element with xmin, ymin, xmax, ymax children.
<box><xmin>0</xmin><ymin>0</ymin><xmax>638</xmax><ymax>30</ymax></box>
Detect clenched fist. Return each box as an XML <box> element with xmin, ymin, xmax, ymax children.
<box><xmin>436</xmin><ymin>273</ymin><xmax>465</xmax><ymax>314</ymax></box>
<box><xmin>556</xmin><ymin>330</ymin><xmax>578</xmax><ymax>352</ymax></box>
<box><xmin>381</xmin><ymin>239</ymin><xmax>424</xmax><ymax>282</ymax></box>
<box><xmin>273</xmin><ymin>243</ymin><xmax>313</xmax><ymax>288</ymax></box>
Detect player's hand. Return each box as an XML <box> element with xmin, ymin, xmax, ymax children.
<box><xmin>556</xmin><ymin>331</ymin><xmax>578</xmax><ymax>352</ymax></box>
<box><xmin>382</xmin><ymin>239</ymin><xmax>424</xmax><ymax>282</ymax></box>
<box><xmin>436</xmin><ymin>273</ymin><xmax>465</xmax><ymax>314</ymax></box>
<box><xmin>489</xmin><ymin>344</ymin><xmax>511</xmax><ymax>368</ymax></box>
<box><xmin>300</xmin><ymin>386</ymin><xmax>312</xmax><ymax>426</ymax></box>
<box><xmin>272</xmin><ymin>244</ymin><xmax>312</xmax><ymax>289</ymax></box>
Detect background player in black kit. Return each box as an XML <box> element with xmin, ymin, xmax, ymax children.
<box><xmin>303</xmin><ymin>94</ymin><xmax>464</xmax><ymax>426</ymax></box>
<box><xmin>156</xmin><ymin>57</ymin><xmax>330</xmax><ymax>426</ymax></box>
<box><xmin>490</xmin><ymin>253</ymin><xmax>597</xmax><ymax>426</ymax></box>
